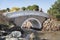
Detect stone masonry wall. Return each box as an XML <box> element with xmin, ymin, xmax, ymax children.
<box><xmin>42</xmin><ymin>19</ymin><xmax>60</xmax><ymax>31</ymax></box>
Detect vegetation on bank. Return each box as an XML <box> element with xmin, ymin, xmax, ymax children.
<box><xmin>0</xmin><ymin>5</ymin><xmax>43</xmax><ymax>13</ymax></box>
<box><xmin>47</xmin><ymin>0</ymin><xmax>60</xmax><ymax>21</ymax></box>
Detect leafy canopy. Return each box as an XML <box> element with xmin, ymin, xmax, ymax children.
<box><xmin>47</xmin><ymin>0</ymin><xmax>60</xmax><ymax>20</ymax></box>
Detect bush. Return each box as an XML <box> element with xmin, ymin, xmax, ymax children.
<box><xmin>55</xmin><ymin>14</ymin><xmax>60</xmax><ymax>21</ymax></box>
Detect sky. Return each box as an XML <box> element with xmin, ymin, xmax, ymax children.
<box><xmin>0</xmin><ymin>0</ymin><xmax>56</xmax><ymax>13</ymax></box>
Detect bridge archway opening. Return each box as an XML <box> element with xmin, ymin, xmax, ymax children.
<box><xmin>21</xmin><ymin>18</ymin><xmax>42</xmax><ymax>30</ymax></box>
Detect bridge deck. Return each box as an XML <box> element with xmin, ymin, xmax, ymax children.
<box><xmin>3</xmin><ymin>11</ymin><xmax>49</xmax><ymax>18</ymax></box>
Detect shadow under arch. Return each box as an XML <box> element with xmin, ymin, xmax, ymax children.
<box><xmin>21</xmin><ymin>18</ymin><xmax>42</xmax><ymax>31</ymax></box>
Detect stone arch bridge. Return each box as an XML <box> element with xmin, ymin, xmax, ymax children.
<box><xmin>3</xmin><ymin>11</ymin><xmax>49</xmax><ymax>30</ymax></box>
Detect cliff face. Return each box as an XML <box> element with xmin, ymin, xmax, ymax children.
<box><xmin>42</xmin><ymin>19</ymin><xmax>60</xmax><ymax>31</ymax></box>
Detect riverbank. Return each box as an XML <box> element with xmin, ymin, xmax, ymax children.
<box><xmin>37</xmin><ymin>31</ymin><xmax>60</xmax><ymax>40</ymax></box>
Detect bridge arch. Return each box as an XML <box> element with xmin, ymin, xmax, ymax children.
<box><xmin>3</xmin><ymin>11</ymin><xmax>49</xmax><ymax>31</ymax></box>
<box><xmin>21</xmin><ymin>18</ymin><xmax>42</xmax><ymax>30</ymax></box>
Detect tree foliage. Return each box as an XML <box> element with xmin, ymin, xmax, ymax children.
<box><xmin>6</xmin><ymin>8</ymin><xmax>10</xmax><ymax>12</ymax></box>
<box><xmin>58</xmin><ymin>0</ymin><xmax>60</xmax><ymax>3</ymax></box>
<box><xmin>32</xmin><ymin>5</ymin><xmax>39</xmax><ymax>11</ymax></box>
<box><xmin>0</xmin><ymin>9</ymin><xmax>7</xmax><ymax>14</ymax></box>
<box><xmin>21</xmin><ymin>5</ymin><xmax>39</xmax><ymax>11</ymax></box>
<box><xmin>27</xmin><ymin>5</ymin><xmax>39</xmax><ymax>11</ymax></box>
<box><xmin>27</xmin><ymin>6</ymin><xmax>33</xmax><ymax>10</ymax></box>
<box><xmin>10</xmin><ymin>7</ymin><xmax>20</xmax><ymax>12</ymax></box>
<box><xmin>22</xmin><ymin>7</ymin><xmax>26</xmax><ymax>11</ymax></box>
<box><xmin>47</xmin><ymin>0</ymin><xmax>60</xmax><ymax>20</ymax></box>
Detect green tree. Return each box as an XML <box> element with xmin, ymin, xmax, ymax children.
<box><xmin>32</xmin><ymin>5</ymin><xmax>39</xmax><ymax>11</ymax></box>
<box><xmin>6</xmin><ymin>8</ymin><xmax>10</xmax><ymax>12</ymax></box>
<box><xmin>27</xmin><ymin>6</ymin><xmax>33</xmax><ymax>10</ymax></box>
<box><xmin>2</xmin><ymin>9</ymin><xmax>7</xmax><ymax>12</ymax></box>
<box><xmin>47</xmin><ymin>0</ymin><xmax>60</xmax><ymax>20</ymax></box>
<box><xmin>22</xmin><ymin>7</ymin><xmax>26</xmax><ymax>11</ymax></box>
<box><xmin>27</xmin><ymin>5</ymin><xmax>39</xmax><ymax>11</ymax></box>
<box><xmin>57</xmin><ymin>0</ymin><xmax>60</xmax><ymax>3</ymax></box>
<box><xmin>11</xmin><ymin>7</ymin><xmax>20</xmax><ymax>12</ymax></box>
<box><xmin>0</xmin><ymin>9</ymin><xmax>7</xmax><ymax>13</ymax></box>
